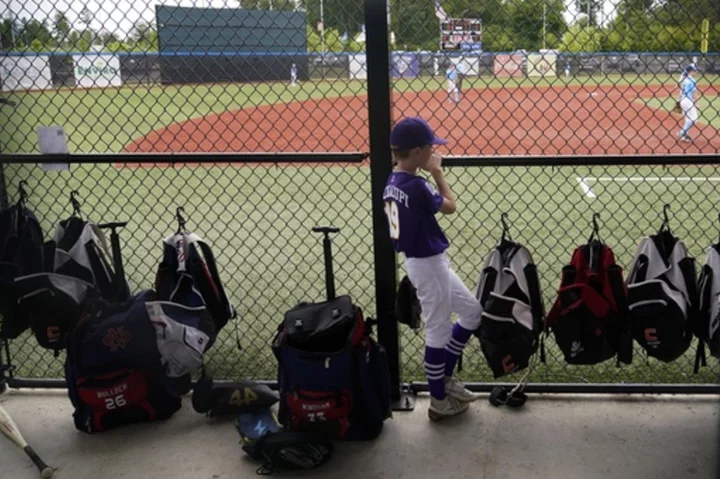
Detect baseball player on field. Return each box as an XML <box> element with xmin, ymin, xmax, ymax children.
<box><xmin>290</xmin><ymin>63</ymin><xmax>297</xmax><ymax>87</ymax></box>
<box><xmin>677</xmin><ymin>64</ymin><xmax>699</xmax><ymax>142</ymax></box>
<box><xmin>383</xmin><ymin>117</ymin><xmax>481</xmax><ymax>421</ymax></box>
<box><xmin>446</xmin><ymin>63</ymin><xmax>459</xmax><ymax>104</ymax></box>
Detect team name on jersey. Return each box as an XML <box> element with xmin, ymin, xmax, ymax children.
<box><xmin>383</xmin><ymin>185</ymin><xmax>409</xmax><ymax>208</ymax></box>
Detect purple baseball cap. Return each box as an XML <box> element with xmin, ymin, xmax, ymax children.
<box><xmin>390</xmin><ymin>117</ymin><xmax>448</xmax><ymax>151</ymax></box>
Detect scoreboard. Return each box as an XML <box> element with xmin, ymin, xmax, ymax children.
<box><xmin>440</xmin><ymin>18</ymin><xmax>482</xmax><ymax>51</ymax></box>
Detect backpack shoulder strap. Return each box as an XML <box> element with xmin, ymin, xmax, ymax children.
<box><xmin>519</xmin><ymin>245</ymin><xmax>544</xmax><ymax>335</ymax></box>
<box><xmin>193</xmin><ymin>236</ymin><xmax>236</xmax><ymax>320</ymax></box>
<box><xmin>627</xmin><ymin>237</ymin><xmax>654</xmax><ymax>284</ymax></box>
<box><xmin>601</xmin><ymin>244</ymin><xmax>632</xmax><ymax>365</ymax></box>
<box><xmin>474</xmin><ymin>246</ymin><xmax>501</xmax><ymax>307</ymax></box>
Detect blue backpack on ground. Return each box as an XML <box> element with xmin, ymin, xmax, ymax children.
<box><xmin>272</xmin><ymin>227</ymin><xmax>392</xmax><ymax>440</ymax></box>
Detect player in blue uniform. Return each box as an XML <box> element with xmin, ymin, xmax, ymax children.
<box><xmin>383</xmin><ymin>117</ymin><xmax>482</xmax><ymax>421</ymax></box>
<box><xmin>446</xmin><ymin>64</ymin><xmax>459</xmax><ymax>104</ymax></box>
<box><xmin>677</xmin><ymin>64</ymin><xmax>699</xmax><ymax>142</ymax></box>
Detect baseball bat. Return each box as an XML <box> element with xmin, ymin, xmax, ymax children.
<box><xmin>0</xmin><ymin>404</ymin><xmax>54</xmax><ymax>478</ymax></box>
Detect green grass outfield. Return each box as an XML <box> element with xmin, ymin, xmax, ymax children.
<box><xmin>2</xmin><ymin>73</ymin><xmax>719</xmax><ymax>385</ymax></box>
<box><xmin>2</xmin><ymin>73</ymin><xmax>718</xmax><ymax>153</ymax></box>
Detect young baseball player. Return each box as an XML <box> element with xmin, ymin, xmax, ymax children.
<box><xmin>677</xmin><ymin>64</ymin><xmax>699</xmax><ymax>142</ymax></box>
<box><xmin>382</xmin><ymin>117</ymin><xmax>482</xmax><ymax>421</ymax></box>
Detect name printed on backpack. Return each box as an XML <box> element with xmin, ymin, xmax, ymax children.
<box><xmin>96</xmin><ymin>382</ymin><xmax>128</xmax><ymax>400</ymax></box>
<box><xmin>301</xmin><ymin>402</ymin><xmax>331</xmax><ymax>412</ymax></box>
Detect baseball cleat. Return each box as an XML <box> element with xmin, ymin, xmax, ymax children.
<box><xmin>428</xmin><ymin>396</ymin><xmax>469</xmax><ymax>421</ymax></box>
<box><xmin>445</xmin><ymin>376</ymin><xmax>477</xmax><ymax>402</ymax></box>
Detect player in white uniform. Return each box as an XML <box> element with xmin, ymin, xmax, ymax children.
<box><xmin>383</xmin><ymin>117</ymin><xmax>481</xmax><ymax>421</ymax></box>
<box><xmin>446</xmin><ymin>64</ymin><xmax>459</xmax><ymax>104</ymax></box>
<box><xmin>677</xmin><ymin>64</ymin><xmax>699</xmax><ymax>142</ymax></box>
<box><xmin>290</xmin><ymin>63</ymin><xmax>297</xmax><ymax>87</ymax></box>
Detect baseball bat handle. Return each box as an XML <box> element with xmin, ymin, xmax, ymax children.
<box><xmin>24</xmin><ymin>445</ymin><xmax>53</xmax><ymax>478</ymax></box>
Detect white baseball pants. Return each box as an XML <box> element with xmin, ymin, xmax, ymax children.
<box><xmin>681</xmin><ymin>97</ymin><xmax>698</xmax><ymax>122</ymax></box>
<box><xmin>404</xmin><ymin>253</ymin><xmax>483</xmax><ymax>349</ymax></box>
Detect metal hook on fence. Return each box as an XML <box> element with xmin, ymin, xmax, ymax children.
<box><xmin>660</xmin><ymin>203</ymin><xmax>671</xmax><ymax>233</ymax></box>
<box><xmin>588</xmin><ymin>212</ymin><xmax>602</xmax><ymax>243</ymax></box>
<box><xmin>17</xmin><ymin>180</ymin><xmax>28</xmax><ymax>209</ymax></box>
<box><xmin>176</xmin><ymin>207</ymin><xmax>188</xmax><ymax>234</ymax></box>
<box><xmin>500</xmin><ymin>213</ymin><xmax>512</xmax><ymax>243</ymax></box>
<box><xmin>70</xmin><ymin>190</ymin><xmax>82</xmax><ymax>217</ymax></box>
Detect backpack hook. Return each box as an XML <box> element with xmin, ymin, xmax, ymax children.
<box><xmin>500</xmin><ymin>213</ymin><xmax>512</xmax><ymax>242</ymax></box>
<box><xmin>176</xmin><ymin>207</ymin><xmax>188</xmax><ymax>234</ymax></box>
<box><xmin>70</xmin><ymin>190</ymin><xmax>82</xmax><ymax>218</ymax></box>
<box><xmin>589</xmin><ymin>212</ymin><xmax>602</xmax><ymax>243</ymax></box>
<box><xmin>660</xmin><ymin>204</ymin><xmax>671</xmax><ymax>233</ymax></box>
<box><xmin>17</xmin><ymin>180</ymin><xmax>28</xmax><ymax>209</ymax></box>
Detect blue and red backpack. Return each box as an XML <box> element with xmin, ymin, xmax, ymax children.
<box><xmin>272</xmin><ymin>295</ymin><xmax>392</xmax><ymax>440</ymax></box>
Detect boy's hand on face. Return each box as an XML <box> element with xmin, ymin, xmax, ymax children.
<box><xmin>423</xmin><ymin>152</ymin><xmax>443</xmax><ymax>175</ymax></box>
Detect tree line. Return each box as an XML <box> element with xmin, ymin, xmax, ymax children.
<box><xmin>1</xmin><ymin>0</ymin><xmax>718</xmax><ymax>54</ymax></box>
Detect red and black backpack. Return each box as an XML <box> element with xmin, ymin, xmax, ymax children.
<box><xmin>546</xmin><ymin>218</ymin><xmax>633</xmax><ymax>366</ymax></box>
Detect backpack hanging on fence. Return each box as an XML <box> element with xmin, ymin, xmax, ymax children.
<box><xmin>273</xmin><ymin>226</ymin><xmax>391</xmax><ymax>441</ymax></box>
<box><xmin>14</xmin><ymin>191</ymin><xmax>127</xmax><ymax>353</ymax></box>
<box><xmin>547</xmin><ymin>214</ymin><xmax>633</xmax><ymax>366</ymax></box>
<box><xmin>697</xmin><ymin>219</ymin><xmax>720</xmax><ymax>365</ymax></box>
<box><xmin>0</xmin><ymin>181</ymin><xmax>46</xmax><ymax>340</ymax></box>
<box><xmin>154</xmin><ymin>207</ymin><xmax>236</xmax><ymax>348</ymax></box>
<box><xmin>472</xmin><ymin>214</ymin><xmax>545</xmax><ymax>379</ymax></box>
<box><xmin>626</xmin><ymin>204</ymin><xmax>698</xmax><ymax>363</ymax></box>
<box><xmin>697</xmin><ymin>238</ymin><xmax>720</xmax><ymax>365</ymax></box>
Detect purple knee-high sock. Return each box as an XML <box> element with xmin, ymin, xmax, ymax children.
<box><xmin>445</xmin><ymin>322</ymin><xmax>473</xmax><ymax>377</ymax></box>
<box><xmin>425</xmin><ymin>347</ymin><xmax>446</xmax><ymax>400</ymax></box>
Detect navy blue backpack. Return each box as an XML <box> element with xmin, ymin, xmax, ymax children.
<box><xmin>271</xmin><ymin>227</ymin><xmax>392</xmax><ymax>441</ymax></box>
<box><xmin>64</xmin><ymin>290</ymin><xmax>193</xmax><ymax>434</ymax></box>
<box><xmin>272</xmin><ymin>297</ymin><xmax>392</xmax><ymax>440</ymax></box>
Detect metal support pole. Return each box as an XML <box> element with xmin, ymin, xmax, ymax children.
<box><xmin>0</xmin><ymin>339</ymin><xmax>9</xmax><ymax>394</ymax></box>
<box><xmin>0</xmin><ymin>164</ymin><xmax>7</xmax><ymax>209</ymax></box>
<box><xmin>365</xmin><ymin>0</ymin><xmax>414</xmax><ymax>411</ymax></box>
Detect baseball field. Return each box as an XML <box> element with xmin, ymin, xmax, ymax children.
<box><xmin>2</xmin><ymin>72</ymin><xmax>720</xmax><ymax>385</ymax></box>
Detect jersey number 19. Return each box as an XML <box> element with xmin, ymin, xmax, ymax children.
<box><xmin>384</xmin><ymin>201</ymin><xmax>400</xmax><ymax>240</ymax></box>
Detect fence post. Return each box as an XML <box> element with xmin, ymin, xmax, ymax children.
<box><xmin>0</xmin><ymin>164</ymin><xmax>8</xmax><ymax>209</ymax></box>
<box><xmin>0</xmin><ymin>340</ymin><xmax>8</xmax><ymax>394</ymax></box>
<box><xmin>365</xmin><ymin>0</ymin><xmax>414</xmax><ymax>411</ymax></box>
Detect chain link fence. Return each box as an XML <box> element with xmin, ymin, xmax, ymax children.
<box><xmin>2</xmin><ymin>160</ymin><xmax>374</xmax><ymax>381</ymax></box>
<box><xmin>400</xmin><ymin>162</ymin><xmax>720</xmax><ymax>384</ymax></box>
<box><xmin>1</xmin><ymin>0</ymin><xmax>719</xmax><ymax>389</ymax></box>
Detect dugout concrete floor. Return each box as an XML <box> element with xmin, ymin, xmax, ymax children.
<box><xmin>1</xmin><ymin>389</ymin><xmax>718</xmax><ymax>479</ymax></box>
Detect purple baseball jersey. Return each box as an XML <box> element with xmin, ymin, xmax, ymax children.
<box><xmin>382</xmin><ymin>171</ymin><xmax>449</xmax><ymax>258</ymax></box>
